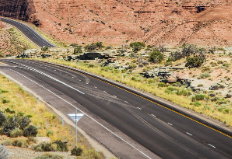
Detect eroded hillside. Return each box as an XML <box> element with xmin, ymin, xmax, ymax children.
<box><xmin>0</xmin><ymin>0</ymin><xmax>232</xmax><ymax>46</ymax></box>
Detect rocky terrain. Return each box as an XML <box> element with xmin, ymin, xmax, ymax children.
<box><xmin>0</xmin><ymin>0</ymin><xmax>232</xmax><ymax>46</ymax></box>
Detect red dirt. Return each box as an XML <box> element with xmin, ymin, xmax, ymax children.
<box><xmin>0</xmin><ymin>0</ymin><xmax>232</xmax><ymax>46</ymax></box>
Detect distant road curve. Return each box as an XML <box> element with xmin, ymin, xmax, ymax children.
<box><xmin>1</xmin><ymin>17</ymin><xmax>55</xmax><ymax>47</ymax></box>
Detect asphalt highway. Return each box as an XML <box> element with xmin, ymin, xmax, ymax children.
<box><xmin>1</xmin><ymin>59</ymin><xmax>232</xmax><ymax>159</ymax></box>
<box><xmin>1</xmin><ymin>17</ymin><xmax>55</xmax><ymax>47</ymax></box>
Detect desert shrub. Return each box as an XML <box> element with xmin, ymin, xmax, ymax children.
<box><xmin>12</xmin><ymin>138</ymin><xmax>28</xmax><ymax>148</ymax></box>
<box><xmin>0</xmin><ymin>113</ymin><xmax>6</xmax><ymax>127</ymax></box>
<box><xmin>34</xmin><ymin>142</ymin><xmax>55</xmax><ymax>152</ymax></box>
<box><xmin>195</xmin><ymin>94</ymin><xmax>205</xmax><ymax>101</ymax></box>
<box><xmin>105</xmin><ymin>46</ymin><xmax>112</xmax><ymax>50</ymax></box>
<box><xmin>35</xmin><ymin>153</ymin><xmax>63</xmax><ymax>159</ymax></box>
<box><xmin>199</xmin><ymin>73</ymin><xmax>210</xmax><ymax>79</ymax></box>
<box><xmin>185</xmin><ymin>55</ymin><xmax>206</xmax><ymax>68</ymax></box>
<box><xmin>46</xmin><ymin>130</ymin><xmax>53</xmax><ymax>137</ymax></box>
<box><xmin>182</xmin><ymin>43</ymin><xmax>198</xmax><ymax>56</ymax></box>
<box><xmin>85</xmin><ymin>43</ymin><xmax>97</xmax><ymax>52</ymax></box>
<box><xmin>53</xmin><ymin>140</ymin><xmax>68</xmax><ymax>152</ymax></box>
<box><xmin>0</xmin><ymin>144</ymin><xmax>9</xmax><ymax>159</ymax></box>
<box><xmin>130</xmin><ymin>42</ymin><xmax>145</xmax><ymax>52</ymax></box>
<box><xmin>26</xmin><ymin>137</ymin><xmax>37</xmax><ymax>145</ymax></box>
<box><xmin>4</xmin><ymin>108</ymin><xmax>15</xmax><ymax>114</ymax></box>
<box><xmin>158</xmin><ymin>82</ymin><xmax>168</xmax><ymax>87</ymax></box>
<box><xmin>176</xmin><ymin>89</ymin><xmax>191</xmax><ymax>96</ymax></box>
<box><xmin>3</xmin><ymin>116</ymin><xmax>20</xmax><ymax>136</ymax></box>
<box><xmin>41</xmin><ymin>46</ymin><xmax>49</xmax><ymax>52</ymax></box>
<box><xmin>71</xmin><ymin>147</ymin><xmax>83</xmax><ymax>156</ymax></box>
<box><xmin>201</xmin><ymin>67</ymin><xmax>210</xmax><ymax>73</ymax></box>
<box><xmin>23</xmin><ymin>125</ymin><xmax>38</xmax><ymax>137</ymax></box>
<box><xmin>10</xmin><ymin>128</ymin><xmax>23</xmax><ymax>138</ymax></box>
<box><xmin>165</xmin><ymin>89</ymin><xmax>173</xmax><ymax>94</ymax></box>
<box><xmin>198</xmin><ymin>84</ymin><xmax>203</xmax><ymax>87</ymax></box>
<box><xmin>166</xmin><ymin>86</ymin><xmax>179</xmax><ymax>91</ymax></box>
<box><xmin>88</xmin><ymin>64</ymin><xmax>94</xmax><ymax>68</ymax></box>
<box><xmin>73</xmin><ymin>46</ymin><xmax>82</xmax><ymax>54</ymax></box>
<box><xmin>2</xmin><ymin>98</ymin><xmax>10</xmax><ymax>104</ymax></box>
<box><xmin>170</xmin><ymin>51</ymin><xmax>183</xmax><ymax>61</ymax></box>
<box><xmin>85</xmin><ymin>42</ymin><xmax>103</xmax><ymax>52</ymax></box>
<box><xmin>191</xmin><ymin>101</ymin><xmax>201</xmax><ymax>107</ymax></box>
<box><xmin>19</xmin><ymin>116</ymin><xmax>31</xmax><ymax>130</ymax></box>
<box><xmin>83</xmin><ymin>149</ymin><xmax>103</xmax><ymax>159</ymax></box>
<box><xmin>1</xmin><ymin>139</ymin><xmax>11</xmax><ymax>146</ymax></box>
<box><xmin>148</xmin><ymin>50</ymin><xmax>164</xmax><ymax>63</ymax></box>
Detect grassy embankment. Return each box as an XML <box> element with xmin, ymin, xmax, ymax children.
<box><xmin>0</xmin><ymin>75</ymin><xmax>104</xmax><ymax>158</ymax></box>
<box><xmin>37</xmin><ymin>58</ymin><xmax>232</xmax><ymax>127</ymax></box>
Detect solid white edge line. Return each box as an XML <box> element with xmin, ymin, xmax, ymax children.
<box><xmin>7</xmin><ymin>68</ymin><xmax>152</xmax><ymax>159</ymax></box>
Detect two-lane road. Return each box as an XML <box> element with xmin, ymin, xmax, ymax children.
<box><xmin>1</xmin><ymin>17</ymin><xmax>55</xmax><ymax>47</ymax></box>
<box><xmin>0</xmin><ymin>59</ymin><xmax>232</xmax><ymax>159</ymax></box>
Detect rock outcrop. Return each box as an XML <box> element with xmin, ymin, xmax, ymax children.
<box><xmin>0</xmin><ymin>0</ymin><xmax>231</xmax><ymax>46</ymax></box>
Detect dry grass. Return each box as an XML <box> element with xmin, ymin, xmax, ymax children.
<box><xmin>37</xmin><ymin>58</ymin><xmax>232</xmax><ymax>127</ymax></box>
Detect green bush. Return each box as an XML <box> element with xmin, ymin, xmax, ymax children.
<box><xmin>46</xmin><ymin>130</ymin><xmax>53</xmax><ymax>137</ymax></box>
<box><xmin>148</xmin><ymin>50</ymin><xmax>164</xmax><ymax>63</ymax></box>
<box><xmin>3</xmin><ymin>116</ymin><xmax>19</xmax><ymax>136</ymax></box>
<box><xmin>105</xmin><ymin>46</ymin><xmax>112</xmax><ymax>50</ymax></box>
<box><xmin>199</xmin><ymin>73</ymin><xmax>210</xmax><ymax>79</ymax></box>
<box><xmin>53</xmin><ymin>140</ymin><xmax>68</xmax><ymax>152</ymax></box>
<box><xmin>176</xmin><ymin>89</ymin><xmax>191</xmax><ymax>96</ymax></box>
<box><xmin>12</xmin><ymin>139</ymin><xmax>28</xmax><ymax>148</ymax></box>
<box><xmin>35</xmin><ymin>154</ymin><xmax>63</xmax><ymax>159</ymax></box>
<box><xmin>23</xmin><ymin>125</ymin><xmax>38</xmax><ymax>137</ymax></box>
<box><xmin>130</xmin><ymin>42</ymin><xmax>145</xmax><ymax>52</ymax></box>
<box><xmin>34</xmin><ymin>142</ymin><xmax>55</xmax><ymax>152</ymax></box>
<box><xmin>158</xmin><ymin>82</ymin><xmax>168</xmax><ymax>87</ymax></box>
<box><xmin>191</xmin><ymin>101</ymin><xmax>201</xmax><ymax>107</ymax></box>
<box><xmin>167</xmin><ymin>86</ymin><xmax>179</xmax><ymax>91</ymax></box>
<box><xmin>71</xmin><ymin>147</ymin><xmax>83</xmax><ymax>156</ymax></box>
<box><xmin>73</xmin><ymin>46</ymin><xmax>82</xmax><ymax>54</ymax></box>
<box><xmin>10</xmin><ymin>128</ymin><xmax>23</xmax><ymax>138</ymax></box>
<box><xmin>2</xmin><ymin>98</ymin><xmax>10</xmax><ymax>104</ymax></box>
<box><xmin>195</xmin><ymin>94</ymin><xmax>205</xmax><ymax>101</ymax></box>
<box><xmin>83</xmin><ymin>149</ymin><xmax>103</xmax><ymax>159</ymax></box>
<box><xmin>165</xmin><ymin>89</ymin><xmax>173</xmax><ymax>94</ymax></box>
<box><xmin>0</xmin><ymin>113</ymin><xmax>6</xmax><ymax>127</ymax></box>
<box><xmin>19</xmin><ymin>116</ymin><xmax>31</xmax><ymax>130</ymax></box>
<box><xmin>185</xmin><ymin>55</ymin><xmax>206</xmax><ymax>68</ymax></box>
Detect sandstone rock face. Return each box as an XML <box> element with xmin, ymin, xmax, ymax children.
<box><xmin>0</xmin><ymin>0</ymin><xmax>231</xmax><ymax>46</ymax></box>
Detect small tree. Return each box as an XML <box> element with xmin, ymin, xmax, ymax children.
<box><xmin>149</xmin><ymin>50</ymin><xmax>164</xmax><ymax>63</ymax></box>
<box><xmin>74</xmin><ymin>46</ymin><xmax>82</xmax><ymax>54</ymax></box>
<box><xmin>84</xmin><ymin>43</ymin><xmax>97</xmax><ymax>52</ymax></box>
<box><xmin>23</xmin><ymin>125</ymin><xmax>38</xmax><ymax>137</ymax></box>
<box><xmin>96</xmin><ymin>42</ymin><xmax>103</xmax><ymax>49</ymax></box>
<box><xmin>185</xmin><ymin>55</ymin><xmax>206</xmax><ymax>68</ymax></box>
<box><xmin>130</xmin><ymin>42</ymin><xmax>145</xmax><ymax>52</ymax></box>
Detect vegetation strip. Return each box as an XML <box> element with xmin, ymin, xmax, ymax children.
<box><xmin>38</xmin><ymin>60</ymin><xmax>232</xmax><ymax>138</ymax></box>
<box><xmin>0</xmin><ymin>74</ymin><xmax>105</xmax><ymax>158</ymax></box>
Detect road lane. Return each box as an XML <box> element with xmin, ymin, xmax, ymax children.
<box><xmin>1</xmin><ymin>59</ymin><xmax>232</xmax><ymax>159</ymax></box>
<box><xmin>1</xmin><ymin>17</ymin><xmax>55</xmax><ymax>47</ymax></box>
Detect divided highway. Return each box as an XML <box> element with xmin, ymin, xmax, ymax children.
<box><xmin>1</xmin><ymin>59</ymin><xmax>232</xmax><ymax>159</ymax></box>
<box><xmin>1</xmin><ymin>17</ymin><xmax>55</xmax><ymax>47</ymax></box>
